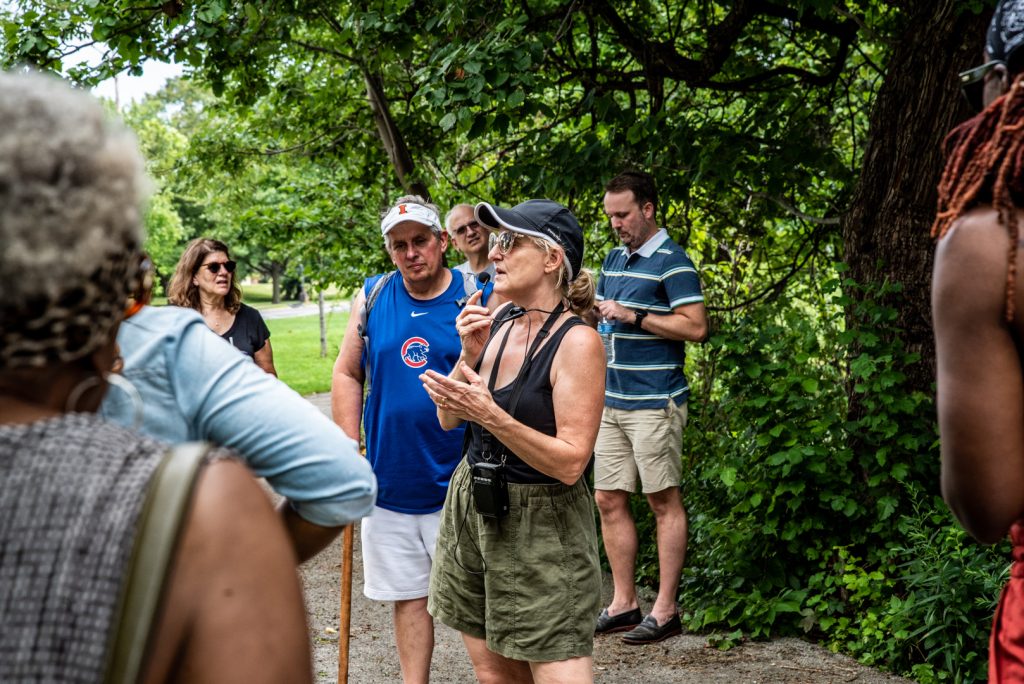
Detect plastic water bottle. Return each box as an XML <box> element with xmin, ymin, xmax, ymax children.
<box><xmin>598</xmin><ymin>317</ymin><xmax>615</xmax><ymax>365</ymax></box>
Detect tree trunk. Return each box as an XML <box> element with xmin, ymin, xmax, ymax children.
<box><xmin>270</xmin><ymin>261</ymin><xmax>284</xmax><ymax>304</ymax></box>
<box><xmin>363</xmin><ymin>68</ymin><xmax>430</xmax><ymax>199</ymax></box>
<box><xmin>841</xmin><ymin>2</ymin><xmax>989</xmax><ymax>405</ymax></box>
<box><xmin>319</xmin><ymin>289</ymin><xmax>328</xmax><ymax>358</ymax></box>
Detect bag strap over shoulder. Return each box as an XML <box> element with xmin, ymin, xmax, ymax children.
<box><xmin>104</xmin><ymin>442</ymin><xmax>208</xmax><ymax>684</ymax></box>
<box><xmin>360</xmin><ymin>269</ymin><xmax>478</xmax><ymax>339</ymax></box>
<box><xmin>357</xmin><ymin>270</ymin><xmax>397</xmax><ymax>339</ymax></box>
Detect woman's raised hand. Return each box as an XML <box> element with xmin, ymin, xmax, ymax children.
<box><xmin>456</xmin><ymin>290</ymin><xmax>492</xmax><ymax>367</ymax></box>
<box><xmin>420</xmin><ymin>362</ymin><xmax>499</xmax><ymax>427</ymax></box>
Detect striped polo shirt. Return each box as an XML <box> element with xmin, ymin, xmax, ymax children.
<box><xmin>596</xmin><ymin>228</ymin><xmax>704</xmax><ymax>409</ymax></box>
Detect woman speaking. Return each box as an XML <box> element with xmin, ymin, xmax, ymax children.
<box><xmin>420</xmin><ymin>199</ymin><xmax>605</xmax><ymax>682</ymax></box>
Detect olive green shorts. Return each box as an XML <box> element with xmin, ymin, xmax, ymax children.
<box><xmin>428</xmin><ymin>459</ymin><xmax>601</xmax><ymax>662</ymax></box>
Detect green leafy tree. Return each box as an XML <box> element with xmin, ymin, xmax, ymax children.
<box><xmin>2</xmin><ymin>1</ymin><xmax>1007</xmax><ymax>676</ymax></box>
<box><xmin>141</xmin><ymin>192</ymin><xmax>185</xmax><ymax>295</ymax></box>
<box><xmin>121</xmin><ymin>96</ymin><xmax>192</xmax><ymax>288</ymax></box>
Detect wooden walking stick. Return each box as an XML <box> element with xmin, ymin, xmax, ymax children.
<box><xmin>337</xmin><ymin>523</ymin><xmax>354</xmax><ymax>684</ymax></box>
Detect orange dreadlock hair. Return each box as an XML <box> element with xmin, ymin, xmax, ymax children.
<box><xmin>933</xmin><ymin>72</ymin><xmax>1024</xmax><ymax>322</ymax></box>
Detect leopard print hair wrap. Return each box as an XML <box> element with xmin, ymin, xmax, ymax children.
<box><xmin>0</xmin><ymin>71</ymin><xmax>147</xmax><ymax>370</ymax></box>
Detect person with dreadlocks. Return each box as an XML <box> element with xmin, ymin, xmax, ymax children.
<box><xmin>933</xmin><ymin>1</ymin><xmax>1024</xmax><ymax>680</ymax></box>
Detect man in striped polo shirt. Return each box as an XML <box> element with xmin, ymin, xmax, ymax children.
<box><xmin>593</xmin><ymin>170</ymin><xmax>708</xmax><ymax>645</ymax></box>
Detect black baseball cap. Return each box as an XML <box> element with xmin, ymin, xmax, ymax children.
<box><xmin>474</xmin><ymin>199</ymin><xmax>584</xmax><ymax>281</ymax></box>
<box><xmin>988</xmin><ymin>0</ymin><xmax>1024</xmax><ymax>70</ymax></box>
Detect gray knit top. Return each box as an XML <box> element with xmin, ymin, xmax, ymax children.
<box><xmin>0</xmin><ymin>413</ymin><xmax>167</xmax><ymax>682</ymax></box>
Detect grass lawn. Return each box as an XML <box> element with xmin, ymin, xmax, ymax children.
<box><xmin>267</xmin><ymin>311</ymin><xmax>348</xmax><ymax>396</ymax></box>
<box><xmin>239</xmin><ymin>282</ymin><xmax>279</xmax><ymax>306</ymax></box>
<box><xmin>151</xmin><ymin>283</ymin><xmax>351</xmax><ymax>310</ymax></box>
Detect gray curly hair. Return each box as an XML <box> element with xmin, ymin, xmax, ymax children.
<box><xmin>0</xmin><ymin>70</ymin><xmax>148</xmax><ymax>370</ymax></box>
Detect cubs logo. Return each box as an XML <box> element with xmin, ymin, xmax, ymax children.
<box><xmin>401</xmin><ymin>336</ymin><xmax>429</xmax><ymax>368</ymax></box>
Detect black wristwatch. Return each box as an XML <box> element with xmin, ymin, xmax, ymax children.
<box><xmin>634</xmin><ymin>310</ymin><xmax>648</xmax><ymax>327</ymax></box>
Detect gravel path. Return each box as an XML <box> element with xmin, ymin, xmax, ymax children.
<box><xmin>299</xmin><ymin>393</ymin><xmax>913</xmax><ymax>683</ymax></box>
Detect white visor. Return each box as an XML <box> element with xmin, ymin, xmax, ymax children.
<box><xmin>380</xmin><ymin>202</ymin><xmax>442</xmax><ymax>236</ymax></box>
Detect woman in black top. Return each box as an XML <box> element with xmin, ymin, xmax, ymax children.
<box><xmin>168</xmin><ymin>238</ymin><xmax>277</xmax><ymax>375</ymax></box>
<box><xmin>421</xmin><ymin>199</ymin><xmax>605</xmax><ymax>682</ymax></box>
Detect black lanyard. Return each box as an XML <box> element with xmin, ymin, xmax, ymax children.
<box><xmin>471</xmin><ymin>302</ymin><xmax>565</xmax><ymax>461</ymax></box>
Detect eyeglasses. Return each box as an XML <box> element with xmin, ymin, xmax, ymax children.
<box><xmin>202</xmin><ymin>259</ymin><xmax>236</xmax><ymax>274</ymax></box>
<box><xmin>491</xmin><ymin>230</ymin><xmax>523</xmax><ymax>255</ymax></box>
<box><xmin>453</xmin><ymin>220</ymin><xmax>480</xmax><ymax>236</ymax></box>
<box><xmin>124</xmin><ymin>255</ymin><xmax>154</xmax><ymax>320</ymax></box>
<box><xmin>959</xmin><ymin>60</ymin><xmax>1006</xmax><ymax>113</ymax></box>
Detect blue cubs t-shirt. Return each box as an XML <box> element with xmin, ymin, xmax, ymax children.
<box><xmin>361</xmin><ymin>269</ymin><xmax>466</xmax><ymax>514</ymax></box>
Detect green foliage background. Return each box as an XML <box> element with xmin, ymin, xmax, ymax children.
<box><xmin>678</xmin><ymin>269</ymin><xmax>1006</xmax><ymax>682</ymax></box>
<box><xmin>0</xmin><ymin>1</ymin><xmax>1009</xmax><ymax>681</ymax></box>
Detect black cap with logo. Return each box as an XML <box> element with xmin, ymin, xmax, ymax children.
<box><xmin>474</xmin><ymin>199</ymin><xmax>584</xmax><ymax>282</ymax></box>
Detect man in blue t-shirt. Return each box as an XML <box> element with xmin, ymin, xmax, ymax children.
<box><xmin>593</xmin><ymin>171</ymin><xmax>708</xmax><ymax>645</ymax></box>
<box><xmin>332</xmin><ymin>196</ymin><xmax>466</xmax><ymax>682</ymax></box>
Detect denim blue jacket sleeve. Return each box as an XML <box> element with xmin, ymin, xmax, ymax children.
<box><xmin>100</xmin><ymin>305</ymin><xmax>376</xmax><ymax>527</ymax></box>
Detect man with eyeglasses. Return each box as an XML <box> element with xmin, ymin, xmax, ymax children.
<box><xmin>332</xmin><ymin>195</ymin><xmax>470</xmax><ymax>684</ymax></box>
<box><xmin>933</xmin><ymin>0</ymin><xmax>1024</xmax><ymax>679</ymax></box>
<box><xmin>445</xmin><ymin>203</ymin><xmax>496</xmax><ymax>279</ymax></box>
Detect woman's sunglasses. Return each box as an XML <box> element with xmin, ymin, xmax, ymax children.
<box><xmin>959</xmin><ymin>60</ymin><xmax>1006</xmax><ymax>113</ymax></box>
<box><xmin>490</xmin><ymin>230</ymin><xmax>522</xmax><ymax>254</ymax></box>
<box><xmin>202</xmin><ymin>259</ymin><xmax>237</xmax><ymax>274</ymax></box>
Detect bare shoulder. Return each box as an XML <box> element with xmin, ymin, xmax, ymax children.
<box><xmin>560</xmin><ymin>319</ymin><xmax>603</xmax><ymax>354</ymax></box>
<box><xmin>190</xmin><ymin>458</ymin><xmax>290</xmax><ymax>531</ymax></box>
<box><xmin>935</xmin><ymin>206</ymin><xmax>1018</xmax><ymax>270</ymax></box>
<box><xmin>351</xmin><ymin>285</ymin><xmax>366</xmax><ymax>308</ymax></box>
<box><xmin>551</xmin><ymin>319</ymin><xmax>605</xmax><ymax>385</ymax></box>
<box><xmin>143</xmin><ymin>459</ymin><xmax>311</xmax><ymax>683</ymax></box>
<box><xmin>934</xmin><ymin>206</ymin><xmax>1015</xmax><ymax>320</ymax></box>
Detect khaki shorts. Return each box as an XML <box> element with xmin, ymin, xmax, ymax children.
<box><xmin>428</xmin><ymin>459</ymin><xmax>601</xmax><ymax>662</ymax></box>
<box><xmin>594</xmin><ymin>402</ymin><xmax>688</xmax><ymax>493</ymax></box>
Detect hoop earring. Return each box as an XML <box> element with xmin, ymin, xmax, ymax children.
<box><xmin>65</xmin><ymin>372</ymin><xmax>144</xmax><ymax>430</ymax></box>
<box><xmin>107</xmin><ymin>372</ymin><xmax>144</xmax><ymax>430</ymax></box>
<box><xmin>65</xmin><ymin>375</ymin><xmax>103</xmax><ymax>414</ymax></box>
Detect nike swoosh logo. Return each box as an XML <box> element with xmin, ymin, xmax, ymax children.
<box><xmin>410</xmin><ymin>311</ymin><xmax>428</xmax><ymax>317</ymax></box>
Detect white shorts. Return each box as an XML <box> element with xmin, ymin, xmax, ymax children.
<box><xmin>361</xmin><ymin>506</ymin><xmax>442</xmax><ymax>601</ymax></box>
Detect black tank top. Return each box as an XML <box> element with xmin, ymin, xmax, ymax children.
<box><xmin>466</xmin><ymin>310</ymin><xmax>585</xmax><ymax>484</ymax></box>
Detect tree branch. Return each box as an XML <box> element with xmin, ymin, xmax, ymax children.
<box><xmin>747</xmin><ymin>192</ymin><xmax>841</xmax><ymax>225</ymax></box>
<box><xmin>362</xmin><ymin>67</ymin><xmax>428</xmax><ymax>198</ymax></box>
<box><xmin>709</xmin><ymin>227</ymin><xmax>824</xmax><ymax>312</ymax></box>
<box><xmin>586</xmin><ymin>0</ymin><xmax>856</xmax><ymax>91</ymax></box>
<box><xmin>292</xmin><ymin>39</ymin><xmax>356</xmax><ymax>64</ymax></box>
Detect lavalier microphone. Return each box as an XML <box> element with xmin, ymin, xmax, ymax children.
<box><xmin>477</xmin><ymin>272</ymin><xmax>493</xmax><ymax>306</ymax></box>
<box><xmin>502</xmin><ymin>305</ymin><xmax>527</xmax><ymax>322</ymax></box>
